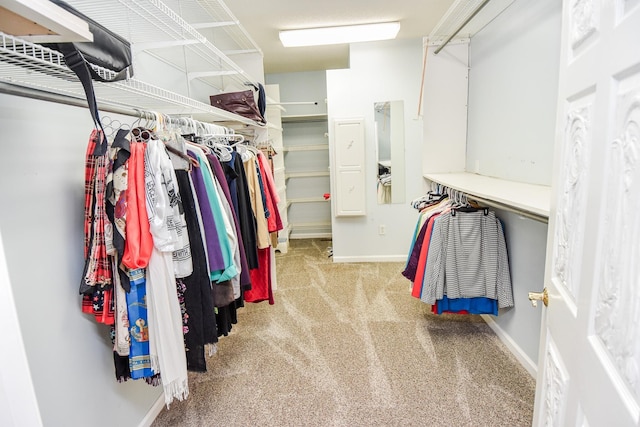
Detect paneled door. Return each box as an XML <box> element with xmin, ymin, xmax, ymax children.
<box><xmin>533</xmin><ymin>1</ymin><xmax>640</xmax><ymax>426</ymax></box>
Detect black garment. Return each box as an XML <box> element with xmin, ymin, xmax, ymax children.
<box><xmin>212</xmin><ymin>280</ymin><xmax>234</xmax><ymax>308</ymax></box>
<box><xmin>175</xmin><ymin>170</ymin><xmax>217</xmax><ymax>372</ymax></box>
<box><xmin>257</xmin><ymin>83</ymin><xmax>266</xmax><ymax>118</ymax></box>
<box><xmin>105</xmin><ymin>129</ymin><xmax>132</xmax><ymax>292</ymax></box>
<box><xmin>225</xmin><ymin>151</ymin><xmax>259</xmax><ymax>270</ymax></box>
<box><xmin>207</xmin><ymin>153</ymin><xmax>251</xmax><ymax>290</ymax></box>
<box><xmin>216</xmin><ymin>297</ymin><xmax>240</xmax><ymax>338</ymax></box>
<box><xmin>113</xmin><ymin>352</ymin><xmax>130</xmax><ymax>382</ymax></box>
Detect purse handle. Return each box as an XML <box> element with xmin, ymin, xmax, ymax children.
<box><xmin>58</xmin><ymin>45</ymin><xmax>107</xmax><ymax>154</ymax></box>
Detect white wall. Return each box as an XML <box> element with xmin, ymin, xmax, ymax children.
<box><xmin>467</xmin><ymin>0</ymin><xmax>561</xmax><ymax>186</ymax></box>
<box><xmin>266</xmin><ymin>70</ymin><xmax>328</xmax><ymax>117</ymax></box>
<box><xmin>133</xmin><ymin>50</ymin><xmax>265</xmax><ymax>102</ymax></box>
<box><xmin>326</xmin><ymin>38</ymin><xmax>424</xmax><ymax>262</ymax></box>
<box><xmin>0</xmin><ymin>94</ymin><xmax>162</xmax><ymax>427</ymax></box>
<box><xmin>0</xmin><ymin>231</ymin><xmax>43</xmax><ymax>427</ymax></box>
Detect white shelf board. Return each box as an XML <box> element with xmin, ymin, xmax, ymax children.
<box><xmin>287</xmin><ymin>197</ymin><xmax>328</xmax><ymax>206</ymax></box>
<box><xmin>285</xmin><ymin>171</ymin><xmax>330</xmax><ymax>179</ymax></box>
<box><xmin>0</xmin><ymin>0</ymin><xmax>92</xmax><ymax>43</ymax></box>
<box><xmin>282</xmin><ymin>113</ymin><xmax>327</xmax><ymax>123</ymax></box>
<box><xmin>283</xmin><ymin>144</ymin><xmax>328</xmax><ymax>152</ymax></box>
<box><xmin>423</xmin><ymin>172</ymin><xmax>550</xmax><ymax>218</ymax></box>
<box><xmin>290</xmin><ymin>221</ymin><xmax>331</xmax><ymax>228</ymax></box>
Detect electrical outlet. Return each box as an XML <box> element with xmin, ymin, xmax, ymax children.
<box><xmin>379</xmin><ymin>225</ymin><xmax>386</xmax><ymax>235</ymax></box>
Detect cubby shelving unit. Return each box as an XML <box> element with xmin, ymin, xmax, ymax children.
<box><xmin>282</xmin><ymin>113</ymin><xmax>331</xmax><ymax>239</ymax></box>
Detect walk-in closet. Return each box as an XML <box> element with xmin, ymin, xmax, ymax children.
<box><xmin>1</xmin><ymin>0</ymin><xmax>639</xmax><ymax>426</ymax></box>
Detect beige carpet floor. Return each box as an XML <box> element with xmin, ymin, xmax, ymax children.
<box><xmin>152</xmin><ymin>238</ymin><xmax>535</xmax><ymax>426</ymax></box>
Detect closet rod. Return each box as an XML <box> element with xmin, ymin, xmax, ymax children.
<box><xmin>0</xmin><ymin>82</ymin><xmax>141</xmax><ymax>118</ymax></box>
<box><xmin>433</xmin><ymin>0</ymin><xmax>492</xmax><ymax>55</ymax></box>
<box><xmin>269</xmin><ymin>101</ymin><xmax>318</xmax><ymax>106</ymax></box>
<box><xmin>0</xmin><ymin>82</ymin><xmax>230</xmax><ymax>132</ymax></box>
<box><xmin>467</xmin><ymin>195</ymin><xmax>548</xmax><ymax>224</ymax></box>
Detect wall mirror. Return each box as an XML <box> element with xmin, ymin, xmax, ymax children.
<box><xmin>374</xmin><ymin>100</ymin><xmax>405</xmax><ymax>204</ymax></box>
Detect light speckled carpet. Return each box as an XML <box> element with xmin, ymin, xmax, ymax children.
<box><xmin>152</xmin><ymin>239</ymin><xmax>535</xmax><ymax>426</ymax></box>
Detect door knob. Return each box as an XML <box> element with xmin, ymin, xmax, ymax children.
<box><xmin>528</xmin><ymin>288</ymin><xmax>548</xmax><ymax>307</ymax></box>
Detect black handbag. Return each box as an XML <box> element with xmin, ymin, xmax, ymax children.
<box><xmin>44</xmin><ymin>0</ymin><xmax>133</xmax><ymax>142</ymax></box>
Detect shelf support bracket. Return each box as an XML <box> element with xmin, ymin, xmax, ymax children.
<box><xmin>188</xmin><ymin>70</ymin><xmax>239</xmax><ymax>80</ymax></box>
<box><xmin>133</xmin><ymin>39</ymin><xmax>200</xmax><ymax>52</ymax></box>
<box><xmin>191</xmin><ymin>21</ymin><xmax>238</xmax><ymax>29</ymax></box>
<box><xmin>434</xmin><ymin>0</ymin><xmax>491</xmax><ymax>55</ymax></box>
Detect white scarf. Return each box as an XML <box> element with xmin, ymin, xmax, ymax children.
<box><xmin>144</xmin><ymin>139</ymin><xmax>190</xmax><ymax>406</ymax></box>
<box><xmin>144</xmin><ymin>139</ymin><xmax>192</xmax><ymax>278</ymax></box>
<box><xmin>146</xmin><ymin>248</ymin><xmax>189</xmax><ymax>406</ymax></box>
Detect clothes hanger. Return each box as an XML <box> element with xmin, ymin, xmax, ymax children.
<box><xmin>101</xmin><ymin>115</ymin><xmax>129</xmax><ymax>139</ymax></box>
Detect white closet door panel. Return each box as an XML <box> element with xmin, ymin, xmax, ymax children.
<box><xmin>335</xmin><ymin>119</ymin><xmax>365</xmax><ymax>167</ymax></box>
<box><xmin>334</xmin><ymin>118</ymin><xmax>366</xmax><ymax>216</ymax></box>
<box><xmin>335</xmin><ymin>170</ymin><xmax>366</xmax><ymax>216</ymax></box>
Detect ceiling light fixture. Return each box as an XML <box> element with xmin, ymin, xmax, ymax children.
<box><xmin>279</xmin><ymin>22</ymin><xmax>401</xmax><ymax>47</ymax></box>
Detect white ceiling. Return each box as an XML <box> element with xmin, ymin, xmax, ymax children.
<box><xmin>224</xmin><ymin>0</ymin><xmax>456</xmax><ymax>74</ymax></box>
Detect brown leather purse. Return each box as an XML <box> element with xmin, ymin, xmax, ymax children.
<box><xmin>209</xmin><ymin>90</ymin><xmax>266</xmax><ymax>125</ymax></box>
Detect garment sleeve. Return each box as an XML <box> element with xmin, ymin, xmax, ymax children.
<box><xmin>495</xmin><ymin>219</ymin><xmax>514</xmax><ymax>308</ymax></box>
<box><xmin>421</xmin><ymin>214</ymin><xmax>447</xmax><ymax>305</ymax></box>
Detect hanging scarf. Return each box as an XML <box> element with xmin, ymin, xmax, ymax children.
<box><xmin>113</xmin><ymin>256</ymin><xmax>130</xmax><ymax>357</ymax></box>
<box><xmin>175</xmin><ymin>170</ymin><xmax>218</xmax><ymax>372</ymax></box>
<box><xmin>122</xmin><ymin>141</ymin><xmax>153</xmax><ymax>270</ymax></box>
<box><xmin>126</xmin><ymin>268</ymin><xmax>153</xmax><ymax>379</ymax></box>
<box><xmin>144</xmin><ymin>139</ymin><xmax>190</xmax><ymax>406</ymax></box>
<box><xmin>81</xmin><ymin>287</ymin><xmax>115</xmax><ymax>324</ymax></box>
<box><xmin>144</xmin><ymin>139</ymin><xmax>192</xmax><ymax>278</ymax></box>
<box><xmin>146</xmin><ymin>248</ymin><xmax>189</xmax><ymax>406</ymax></box>
<box><xmin>80</xmin><ymin>129</ymin><xmax>112</xmax><ymax>294</ymax></box>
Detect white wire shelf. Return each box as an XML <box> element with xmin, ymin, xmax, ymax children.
<box><xmin>63</xmin><ymin>0</ymin><xmax>261</xmax><ymax>92</ymax></box>
<box><xmin>0</xmin><ymin>32</ymin><xmax>263</xmax><ymax>125</ymax></box>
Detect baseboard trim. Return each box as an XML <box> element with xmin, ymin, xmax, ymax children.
<box><xmin>481</xmin><ymin>314</ymin><xmax>537</xmax><ymax>378</ymax></box>
<box><xmin>332</xmin><ymin>255</ymin><xmax>407</xmax><ymax>263</ymax></box>
<box><xmin>139</xmin><ymin>395</ymin><xmax>164</xmax><ymax>427</ymax></box>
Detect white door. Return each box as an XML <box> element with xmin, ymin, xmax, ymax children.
<box><xmin>533</xmin><ymin>1</ymin><xmax>640</xmax><ymax>426</ymax></box>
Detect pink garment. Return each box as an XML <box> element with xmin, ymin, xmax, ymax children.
<box><xmin>256</xmin><ymin>152</ymin><xmax>283</xmax><ymax>232</ymax></box>
<box><xmin>122</xmin><ymin>142</ymin><xmax>153</xmax><ymax>269</ymax></box>
<box><xmin>411</xmin><ymin>214</ymin><xmax>439</xmax><ymax>299</ymax></box>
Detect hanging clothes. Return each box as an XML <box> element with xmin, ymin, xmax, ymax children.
<box><xmin>174</xmin><ymin>169</ymin><xmax>217</xmax><ymax>372</ymax></box>
<box><xmin>80</xmin><ymin>129</ymin><xmax>112</xmax><ymax>293</ymax></box>
<box><xmin>225</xmin><ymin>150</ymin><xmax>259</xmax><ymax>270</ymax></box>
<box><xmin>186</xmin><ymin>146</ymin><xmax>228</xmax><ymax>277</ymax></box>
<box><xmin>79</xmin><ymin>117</ymin><xmax>282</xmax><ymax>403</ymax></box>
<box><xmin>256</xmin><ymin>150</ymin><xmax>283</xmax><ymax>245</ymax></box>
<box><xmin>208</xmin><ymin>153</ymin><xmax>252</xmax><ymax>291</ymax></box>
<box><xmin>122</xmin><ymin>140</ymin><xmax>154</xmax><ymax>270</ymax></box>
<box><xmin>404</xmin><ymin>194</ymin><xmax>514</xmax><ymax>314</ymax></box>
<box><xmin>243</xmin><ymin>153</ymin><xmax>270</xmax><ymax>250</ymax></box>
